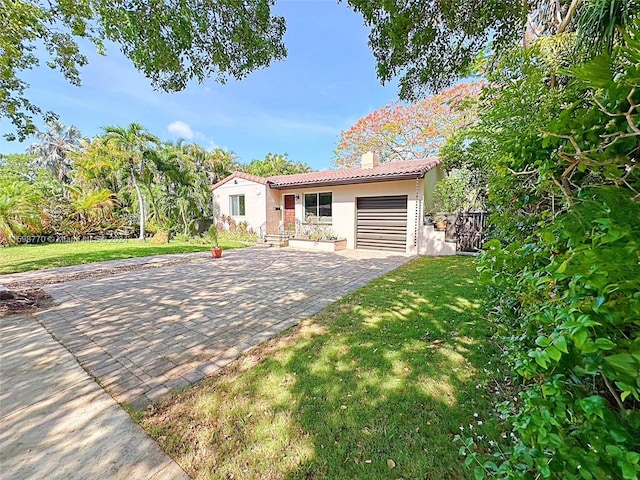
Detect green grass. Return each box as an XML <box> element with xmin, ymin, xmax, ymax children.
<box><xmin>0</xmin><ymin>238</ymin><xmax>246</xmax><ymax>274</ymax></box>
<box><xmin>141</xmin><ymin>256</ymin><xmax>506</xmax><ymax>480</ymax></box>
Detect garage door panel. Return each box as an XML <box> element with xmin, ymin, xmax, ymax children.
<box><xmin>357</xmin><ymin>231</ymin><xmax>407</xmax><ymax>238</ymax></box>
<box><xmin>357</xmin><ymin>231</ymin><xmax>407</xmax><ymax>236</ymax></box>
<box><xmin>358</xmin><ymin>212</ymin><xmax>407</xmax><ymax>224</ymax></box>
<box><xmin>356</xmin><ymin>222</ymin><xmax>407</xmax><ymax>229</ymax></box>
<box><xmin>357</xmin><ymin>197</ymin><xmax>407</xmax><ymax>209</ymax></box>
<box><xmin>358</xmin><ymin>208</ymin><xmax>406</xmax><ymax>213</ymax></box>
<box><xmin>356</xmin><ymin>195</ymin><xmax>408</xmax><ymax>252</ymax></box>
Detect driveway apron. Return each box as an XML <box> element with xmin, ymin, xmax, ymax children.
<box><xmin>25</xmin><ymin>248</ymin><xmax>412</xmax><ymax>410</ymax></box>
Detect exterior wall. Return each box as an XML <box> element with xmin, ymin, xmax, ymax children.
<box><xmin>275</xmin><ymin>179</ymin><xmax>425</xmax><ymax>254</ymax></box>
<box><xmin>423</xmin><ymin>165</ymin><xmax>445</xmax><ymax>214</ymax></box>
<box><xmin>288</xmin><ymin>238</ymin><xmax>347</xmax><ymax>252</ymax></box>
<box><xmin>212</xmin><ymin>178</ymin><xmax>267</xmax><ymax>233</ymax></box>
<box><xmin>417</xmin><ymin>225</ymin><xmax>457</xmax><ymax>256</ymax></box>
<box><xmin>265</xmin><ymin>187</ymin><xmax>281</xmax><ymax>235</ymax></box>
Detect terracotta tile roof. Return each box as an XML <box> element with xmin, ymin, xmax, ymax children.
<box><xmin>211</xmin><ymin>171</ymin><xmax>267</xmax><ymax>191</ymax></box>
<box><xmin>266</xmin><ymin>158</ymin><xmax>440</xmax><ymax>189</ymax></box>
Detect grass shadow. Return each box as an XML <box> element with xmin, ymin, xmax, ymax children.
<box><xmin>142</xmin><ymin>257</ymin><xmax>504</xmax><ymax>479</ymax></box>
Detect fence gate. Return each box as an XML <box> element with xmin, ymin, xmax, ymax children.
<box><xmin>454</xmin><ymin>212</ymin><xmax>489</xmax><ymax>252</ymax></box>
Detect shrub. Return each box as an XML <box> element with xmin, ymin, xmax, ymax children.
<box><xmin>150</xmin><ymin>230</ymin><xmax>169</xmax><ymax>244</ymax></box>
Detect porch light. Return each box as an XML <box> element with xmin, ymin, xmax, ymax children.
<box><xmin>295</xmin><ymin>194</ymin><xmax>300</xmax><ymax>200</ymax></box>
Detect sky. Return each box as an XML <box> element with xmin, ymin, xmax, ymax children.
<box><xmin>0</xmin><ymin>1</ymin><xmax>402</xmax><ymax>171</ymax></box>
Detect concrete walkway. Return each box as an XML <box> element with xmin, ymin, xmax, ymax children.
<box><xmin>0</xmin><ymin>314</ymin><xmax>189</xmax><ymax>479</ymax></box>
<box><xmin>0</xmin><ymin>247</ymin><xmax>413</xmax><ymax>479</ymax></box>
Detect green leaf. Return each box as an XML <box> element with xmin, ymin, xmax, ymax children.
<box><xmin>541</xmin><ymin>230</ymin><xmax>555</xmax><ymax>243</ymax></box>
<box><xmin>536</xmin><ymin>336</ymin><xmax>550</xmax><ymax>347</ymax></box>
<box><xmin>610</xmin><ymin>429</ymin><xmax>629</xmax><ymax>443</ymax></box>
<box><xmin>529</xmin><ymin>349</ymin><xmax>549</xmax><ymax>369</ymax></box>
<box><xmin>474</xmin><ymin>466</ymin><xmax>485</xmax><ymax>480</ymax></box>
<box><xmin>621</xmin><ymin>461</ymin><xmax>638</xmax><ymax>480</ymax></box>
<box><xmin>607</xmin><ymin>445</ymin><xmax>623</xmax><ymax>456</ymax></box>
<box><xmin>483</xmin><ymin>461</ymin><xmax>499</xmax><ymax>471</ymax></box>
<box><xmin>594</xmin><ymin>338</ymin><xmax>617</xmax><ymax>351</ymax></box>
<box><xmin>582</xmin><ymin>341</ymin><xmax>599</xmax><ymax>354</ymax></box>
<box><xmin>553</xmin><ymin>336</ymin><xmax>569</xmax><ymax>354</ymax></box>
<box><xmin>605</xmin><ymin>354</ymin><xmax>640</xmax><ymax>378</ymax></box>
<box><xmin>483</xmin><ymin>239</ymin><xmax>502</xmax><ymax>250</ymax></box>
<box><xmin>579</xmin><ymin>467</ymin><xmax>594</xmax><ymax>479</ymax></box>
<box><xmin>546</xmin><ymin>345</ymin><xmax>562</xmax><ymax>361</ymax></box>
<box><xmin>573</xmin><ymin>328</ymin><xmax>589</xmax><ymax>348</ymax></box>
<box><xmin>626</xmin><ymin>452</ymin><xmax>640</xmax><ymax>465</ymax></box>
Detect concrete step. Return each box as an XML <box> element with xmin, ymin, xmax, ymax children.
<box><xmin>261</xmin><ymin>234</ymin><xmax>290</xmax><ymax>247</ymax></box>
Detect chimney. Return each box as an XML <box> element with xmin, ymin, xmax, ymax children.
<box><xmin>361</xmin><ymin>151</ymin><xmax>380</xmax><ymax>170</ymax></box>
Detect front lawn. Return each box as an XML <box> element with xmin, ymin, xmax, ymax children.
<box><xmin>0</xmin><ymin>238</ymin><xmax>246</xmax><ymax>274</ymax></box>
<box><xmin>141</xmin><ymin>256</ymin><xmax>506</xmax><ymax>480</ymax></box>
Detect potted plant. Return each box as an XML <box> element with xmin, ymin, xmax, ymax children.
<box><xmin>432</xmin><ymin>171</ymin><xmax>468</xmax><ymax>230</ymax></box>
<box><xmin>208</xmin><ymin>225</ymin><xmax>222</xmax><ymax>258</ymax></box>
<box><xmin>434</xmin><ymin>214</ymin><xmax>448</xmax><ymax>230</ymax></box>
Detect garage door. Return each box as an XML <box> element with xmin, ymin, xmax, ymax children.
<box><xmin>356</xmin><ymin>195</ymin><xmax>408</xmax><ymax>252</ymax></box>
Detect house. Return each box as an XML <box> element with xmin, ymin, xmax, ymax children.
<box><xmin>211</xmin><ymin>152</ymin><xmax>456</xmax><ymax>255</ymax></box>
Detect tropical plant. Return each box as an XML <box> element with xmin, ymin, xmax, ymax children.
<box><xmin>242</xmin><ymin>153</ymin><xmax>312</xmax><ymax>176</ymax></box>
<box><xmin>102</xmin><ymin>123</ymin><xmax>160</xmax><ymax>241</ymax></box>
<box><xmin>67</xmin><ymin>185</ymin><xmax>119</xmax><ymax>227</ymax></box>
<box><xmin>27</xmin><ymin>119</ymin><xmax>82</xmax><ymax>188</ymax></box>
<box><xmin>0</xmin><ymin>182</ymin><xmax>44</xmax><ymax>246</ymax></box>
<box><xmin>456</xmin><ymin>12</ymin><xmax>640</xmax><ymax>480</ymax></box>
<box><xmin>431</xmin><ymin>169</ymin><xmax>472</xmax><ymax>215</ymax></box>
<box><xmin>207</xmin><ymin>224</ymin><xmax>219</xmax><ymax>248</ymax></box>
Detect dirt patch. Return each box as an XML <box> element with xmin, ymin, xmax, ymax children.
<box><xmin>3</xmin><ymin>256</ymin><xmax>207</xmax><ymax>290</ymax></box>
<box><xmin>0</xmin><ymin>288</ymin><xmax>56</xmax><ymax>316</ymax></box>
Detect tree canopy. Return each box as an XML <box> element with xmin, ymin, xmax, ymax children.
<box><xmin>334</xmin><ymin>82</ymin><xmax>481</xmax><ymax>167</ymax></box>
<box><xmin>242</xmin><ymin>153</ymin><xmax>312</xmax><ymax>177</ymax></box>
<box><xmin>1</xmin><ymin>0</ymin><xmax>286</xmax><ymax>141</ymax></box>
<box><xmin>346</xmin><ymin>0</ymin><xmax>525</xmax><ymax>100</ymax></box>
<box><xmin>9</xmin><ymin>1</ymin><xmax>634</xmax><ymax>142</ymax></box>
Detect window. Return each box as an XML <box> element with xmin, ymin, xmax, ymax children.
<box><xmin>230</xmin><ymin>195</ymin><xmax>245</xmax><ymax>216</ymax></box>
<box><xmin>304</xmin><ymin>192</ymin><xmax>332</xmax><ymax>223</ymax></box>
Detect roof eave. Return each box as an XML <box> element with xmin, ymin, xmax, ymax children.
<box><xmin>211</xmin><ymin>171</ymin><xmax>267</xmax><ymax>191</ymax></box>
<box><xmin>268</xmin><ymin>172</ymin><xmax>427</xmax><ymax>190</ymax></box>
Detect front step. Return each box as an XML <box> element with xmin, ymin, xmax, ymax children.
<box><xmin>262</xmin><ymin>233</ymin><xmax>292</xmax><ymax>247</ymax></box>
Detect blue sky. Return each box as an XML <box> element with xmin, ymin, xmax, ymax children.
<box><xmin>0</xmin><ymin>1</ymin><xmax>401</xmax><ymax>171</ymax></box>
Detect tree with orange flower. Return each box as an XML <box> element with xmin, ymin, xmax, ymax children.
<box><xmin>333</xmin><ymin>82</ymin><xmax>482</xmax><ymax>167</ymax></box>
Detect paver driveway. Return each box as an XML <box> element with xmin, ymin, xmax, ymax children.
<box><xmin>31</xmin><ymin>247</ymin><xmax>412</xmax><ymax>410</ymax></box>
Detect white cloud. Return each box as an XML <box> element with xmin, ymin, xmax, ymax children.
<box><xmin>167</xmin><ymin>120</ymin><xmax>194</xmax><ymax>139</ymax></box>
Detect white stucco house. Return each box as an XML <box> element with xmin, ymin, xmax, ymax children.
<box><xmin>211</xmin><ymin>153</ymin><xmax>456</xmax><ymax>255</ymax></box>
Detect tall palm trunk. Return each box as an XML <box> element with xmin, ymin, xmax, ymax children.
<box><xmin>131</xmin><ymin>174</ymin><xmax>145</xmax><ymax>241</ymax></box>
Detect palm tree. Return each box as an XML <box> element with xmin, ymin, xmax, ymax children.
<box><xmin>67</xmin><ymin>185</ymin><xmax>120</xmax><ymax>228</ymax></box>
<box><xmin>28</xmin><ymin>119</ymin><xmax>83</xmax><ymax>189</ymax></box>
<box><xmin>190</xmin><ymin>146</ymin><xmax>240</xmax><ymax>222</ymax></box>
<box><xmin>102</xmin><ymin>123</ymin><xmax>160</xmax><ymax>241</ymax></box>
<box><xmin>0</xmin><ymin>183</ymin><xmax>44</xmax><ymax>246</ymax></box>
<box><xmin>70</xmin><ymin>138</ymin><xmax>122</xmax><ymax>192</ymax></box>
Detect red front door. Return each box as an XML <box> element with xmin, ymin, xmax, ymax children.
<box><xmin>284</xmin><ymin>195</ymin><xmax>296</xmax><ymax>231</ymax></box>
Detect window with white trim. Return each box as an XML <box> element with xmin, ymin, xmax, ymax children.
<box><xmin>230</xmin><ymin>195</ymin><xmax>245</xmax><ymax>216</ymax></box>
<box><xmin>304</xmin><ymin>192</ymin><xmax>332</xmax><ymax>224</ymax></box>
